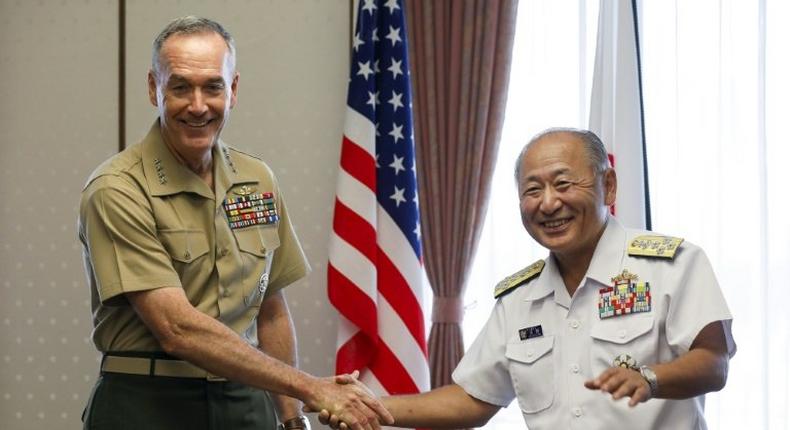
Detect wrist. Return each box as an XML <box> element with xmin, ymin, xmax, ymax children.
<box><xmin>278</xmin><ymin>415</ymin><xmax>311</xmax><ymax>430</ymax></box>
<box><xmin>639</xmin><ymin>365</ymin><xmax>659</xmax><ymax>398</ymax></box>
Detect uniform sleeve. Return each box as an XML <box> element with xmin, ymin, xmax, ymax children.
<box><xmin>452</xmin><ymin>301</ymin><xmax>515</xmax><ymax>407</ymax></box>
<box><xmin>264</xmin><ymin>185</ymin><xmax>310</xmax><ymax>294</ymax></box>
<box><xmin>79</xmin><ymin>176</ymin><xmax>181</xmax><ymax>305</ymax></box>
<box><xmin>665</xmin><ymin>244</ymin><xmax>736</xmax><ymax>356</ymax></box>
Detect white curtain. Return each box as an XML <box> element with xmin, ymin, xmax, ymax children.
<box><xmin>465</xmin><ymin>0</ymin><xmax>790</xmax><ymax>428</ymax></box>
<box><xmin>640</xmin><ymin>0</ymin><xmax>790</xmax><ymax>428</ymax></box>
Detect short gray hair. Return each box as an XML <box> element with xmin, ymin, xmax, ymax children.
<box><xmin>514</xmin><ymin>127</ymin><xmax>610</xmax><ymax>182</ymax></box>
<box><xmin>152</xmin><ymin>16</ymin><xmax>236</xmax><ymax>77</ymax></box>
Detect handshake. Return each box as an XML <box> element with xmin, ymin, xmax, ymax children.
<box><xmin>301</xmin><ymin>371</ymin><xmax>392</xmax><ymax>430</ymax></box>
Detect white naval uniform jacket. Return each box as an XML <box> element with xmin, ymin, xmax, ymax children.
<box><xmin>453</xmin><ymin>217</ymin><xmax>735</xmax><ymax>430</ymax></box>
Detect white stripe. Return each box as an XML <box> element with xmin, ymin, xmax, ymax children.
<box><xmin>335</xmin><ymin>168</ymin><xmax>377</xmax><ymax>227</ymax></box>
<box><xmin>378</xmin><ymin>297</ymin><xmax>431</xmax><ymax>391</ymax></box>
<box><xmin>335</xmin><ymin>315</ymin><xmax>358</xmax><ymax>350</ymax></box>
<box><xmin>377</xmin><ymin>206</ymin><xmax>425</xmax><ymax>307</ymax></box>
<box><xmin>328</xmin><ymin>233</ymin><xmax>377</xmax><ymax>302</ymax></box>
<box><xmin>344</xmin><ymin>106</ymin><xmax>375</xmax><ymax>157</ymax></box>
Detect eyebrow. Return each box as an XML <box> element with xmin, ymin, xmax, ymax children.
<box><xmin>521</xmin><ymin>167</ymin><xmax>572</xmax><ymax>184</ymax></box>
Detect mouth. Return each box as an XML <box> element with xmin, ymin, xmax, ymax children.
<box><xmin>180</xmin><ymin>118</ymin><xmax>213</xmax><ymax>128</ymax></box>
<box><xmin>540</xmin><ymin>217</ymin><xmax>572</xmax><ymax>232</ymax></box>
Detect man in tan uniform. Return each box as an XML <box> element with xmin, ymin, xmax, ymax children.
<box><xmin>79</xmin><ymin>16</ymin><xmax>391</xmax><ymax>430</ymax></box>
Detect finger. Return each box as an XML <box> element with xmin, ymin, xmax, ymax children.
<box><xmin>335</xmin><ymin>374</ymin><xmax>355</xmax><ymax>384</ymax></box>
<box><xmin>329</xmin><ymin>414</ymin><xmax>341</xmax><ymax>429</ymax></box>
<box><xmin>317</xmin><ymin>410</ymin><xmax>331</xmax><ymax>425</ymax></box>
<box><xmin>628</xmin><ymin>385</ymin><xmax>651</xmax><ymax>407</ymax></box>
<box><xmin>350</xmin><ymin>369</ymin><xmax>360</xmax><ymax>380</ymax></box>
<box><xmin>600</xmin><ymin>370</ymin><xmax>629</xmax><ymax>393</ymax></box>
<box><xmin>359</xmin><ymin>394</ymin><xmax>393</xmax><ymax>425</ymax></box>
<box><xmin>339</xmin><ymin>422</ymin><xmax>349</xmax><ymax>430</ymax></box>
<box><xmin>611</xmin><ymin>379</ymin><xmax>636</xmax><ymax>400</ymax></box>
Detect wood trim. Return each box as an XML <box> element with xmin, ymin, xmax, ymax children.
<box><xmin>118</xmin><ymin>0</ymin><xmax>126</xmax><ymax>151</ymax></box>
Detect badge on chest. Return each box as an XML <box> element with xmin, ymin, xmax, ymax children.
<box><xmin>222</xmin><ymin>186</ymin><xmax>279</xmax><ymax>230</ymax></box>
<box><xmin>598</xmin><ymin>269</ymin><xmax>651</xmax><ymax>319</ymax></box>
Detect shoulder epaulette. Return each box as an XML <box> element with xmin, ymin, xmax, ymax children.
<box><xmin>628</xmin><ymin>235</ymin><xmax>684</xmax><ymax>259</ymax></box>
<box><xmin>494</xmin><ymin>260</ymin><xmax>545</xmax><ymax>299</ymax></box>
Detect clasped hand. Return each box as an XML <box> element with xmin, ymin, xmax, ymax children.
<box><xmin>303</xmin><ymin>370</ymin><xmax>391</xmax><ymax>430</ymax></box>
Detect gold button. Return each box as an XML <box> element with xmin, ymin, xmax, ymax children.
<box><xmin>260</xmin><ymin>248</ymin><xmax>266</xmax><ymax>254</ymax></box>
<box><xmin>220</xmin><ymin>248</ymin><xmax>229</xmax><ymax>257</ymax></box>
<box><xmin>184</xmin><ymin>252</ymin><xmax>191</xmax><ymax>259</ymax></box>
<box><xmin>222</xmin><ymin>288</ymin><xmax>231</xmax><ymax>297</ymax></box>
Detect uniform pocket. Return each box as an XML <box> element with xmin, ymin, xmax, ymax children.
<box><xmin>505</xmin><ymin>336</ymin><xmax>555</xmax><ymax>414</ymax></box>
<box><xmin>234</xmin><ymin>226</ymin><xmax>280</xmax><ymax>306</ymax></box>
<box><xmin>589</xmin><ymin>315</ymin><xmax>655</xmax><ymax>374</ymax></box>
<box><xmin>158</xmin><ymin>229</ymin><xmax>210</xmax><ymax>263</ymax></box>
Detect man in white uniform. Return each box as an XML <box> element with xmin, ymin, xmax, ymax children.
<box><xmin>320</xmin><ymin>127</ymin><xmax>736</xmax><ymax>429</ymax></box>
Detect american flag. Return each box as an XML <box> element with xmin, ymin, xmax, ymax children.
<box><xmin>328</xmin><ymin>0</ymin><xmax>430</xmax><ymax>407</ymax></box>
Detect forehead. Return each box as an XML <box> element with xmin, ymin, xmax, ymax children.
<box><xmin>158</xmin><ymin>32</ymin><xmax>231</xmax><ymax>76</ymax></box>
<box><xmin>519</xmin><ymin>133</ymin><xmax>590</xmax><ymax>180</ymax></box>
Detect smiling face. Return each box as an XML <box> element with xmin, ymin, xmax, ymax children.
<box><xmin>516</xmin><ymin>132</ymin><xmax>616</xmax><ymax>260</ymax></box>
<box><xmin>148</xmin><ymin>31</ymin><xmax>238</xmax><ymax>159</ymax></box>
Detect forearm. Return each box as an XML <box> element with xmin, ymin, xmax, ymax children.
<box><xmin>257</xmin><ymin>292</ymin><xmax>303</xmax><ymax>421</ymax></box>
<box><xmin>128</xmin><ymin>287</ymin><xmax>316</xmax><ymax>402</ymax></box>
<box><xmin>652</xmin><ymin>345</ymin><xmax>728</xmax><ymax>399</ymax></box>
<box><xmin>384</xmin><ymin>384</ymin><xmax>499</xmax><ymax>428</ymax></box>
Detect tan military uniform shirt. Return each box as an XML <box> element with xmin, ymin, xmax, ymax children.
<box><xmin>78</xmin><ymin>121</ymin><xmax>310</xmax><ymax>352</ymax></box>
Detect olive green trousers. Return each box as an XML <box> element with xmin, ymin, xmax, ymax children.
<box><xmin>82</xmin><ymin>371</ymin><xmax>277</xmax><ymax>430</ymax></box>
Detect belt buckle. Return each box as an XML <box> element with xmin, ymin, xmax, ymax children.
<box><xmin>206</xmin><ymin>373</ymin><xmax>227</xmax><ymax>382</ymax></box>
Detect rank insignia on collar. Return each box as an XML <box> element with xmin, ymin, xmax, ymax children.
<box><xmin>222</xmin><ymin>192</ymin><xmax>279</xmax><ymax>229</ymax></box>
<box><xmin>233</xmin><ymin>185</ymin><xmax>257</xmax><ymax>196</ymax></box>
<box><xmin>598</xmin><ymin>269</ymin><xmax>651</xmax><ymax>319</ymax></box>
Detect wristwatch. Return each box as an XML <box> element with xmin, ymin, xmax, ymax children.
<box><xmin>639</xmin><ymin>365</ymin><xmax>659</xmax><ymax>398</ymax></box>
<box><xmin>277</xmin><ymin>416</ymin><xmax>311</xmax><ymax>430</ymax></box>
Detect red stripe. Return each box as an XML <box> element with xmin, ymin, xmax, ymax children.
<box><xmin>368</xmin><ymin>338</ymin><xmax>421</xmax><ymax>395</ymax></box>
<box><xmin>376</xmin><ymin>248</ymin><xmax>428</xmax><ymax>357</ymax></box>
<box><xmin>335</xmin><ymin>332</ymin><xmax>375</xmax><ymax>375</ymax></box>
<box><xmin>328</xmin><ymin>264</ymin><xmax>377</xmax><ymax>341</ymax></box>
<box><xmin>340</xmin><ymin>136</ymin><xmax>376</xmax><ymax>192</ymax></box>
<box><xmin>332</xmin><ymin>199</ymin><xmax>377</xmax><ymax>263</ymax></box>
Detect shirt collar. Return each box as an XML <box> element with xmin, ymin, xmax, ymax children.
<box><xmin>522</xmin><ymin>216</ymin><xmax>627</xmax><ymax>304</ymax></box>
<box><xmin>584</xmin><ymin>216</ymin><xmax>628</xmax><ymax>287</ymax></box>
<box><xmin>141</xmin><ymin>120</ymin><xmax>255</xmax><ymax>199</ymax></box>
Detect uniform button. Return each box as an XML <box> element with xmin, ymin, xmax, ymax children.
<box><xmin>569</xmin><ymin>320</ymin><xmax>580</xmax><ymax>329</ymax></box>
<box><xmin>183</xmin><ymin>252</ymin><xmax>191</xmax><ymax>259</ymax></box>
<box><xmin>220</xmin><ymin>248</ymin><xmax>229</xmax><ymax>257</ymax></box>
<box><xmin>526</xmin><ymin>350</ymin><xmax>534</xmax><ymax>358</ymax></box>
<box><xmin>618</xmin><ymin>329</ymin><xmax>627</xmax><ymax>339</ymax></box>
<box><xmin>260</xmin><ymin>247</ymin><xmax>266</xmax><ymax>254</ymax></box>
<box><xmin>572</xmin><ymin>407</ymin><xmax>583</xmax><ymax>417</ymax></box>
<box><xmin>222</xmin><ymin>288</ymin><xmax>231</xmax><ymax>297</ymax></box>
<box><xmin>570</xmin><ymin>364</ymin><xmax>580</xmax><ymax>373</ymax></box>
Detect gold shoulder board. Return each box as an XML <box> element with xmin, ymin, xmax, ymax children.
<box><xmin>494</xmin><ymin>260</ymin><xmax>545</xmax><ymax>299</ymax></box>
<box><xmin>628</xmin><ymin>235</ymin><xmax>684</xmax><ymax>259</ymax></box>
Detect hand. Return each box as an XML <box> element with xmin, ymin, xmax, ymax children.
<box><xmin>302</xmin><ymin>371</ymin><xmax>392</xmax><ymax>430</ymax></box>
<box><xmin>311</xmin><ymin>371</ymin><xmax>371</xmax><ymax>430</ymax></box>
<box><xmin>584</xmin><ymin>367</ymin><xmax>652</xmax><ymax>407</ymax></box>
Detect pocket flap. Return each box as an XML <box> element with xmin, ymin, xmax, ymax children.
<box><xmin>505</xmin><ymin>336</ymin><xmax>554</xmax><ymax>364</ymax></box>
<box><xmin>159</xmin><ymin>229</ymin><xmax>209</xmax><ymax>263</ymax></box>
<box><xmin>590</xmin><ymin>315</ymin><xmax>654</xmax><ymax>344</ymax></box>
<box><xmin>234</xmin><ymin>226</ymin><xmax>280</xmax><ymax>257</ymax></box>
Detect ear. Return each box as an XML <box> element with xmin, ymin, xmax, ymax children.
<box><xmin>229</xmin><ymin>71</ymin><xmax>240</xmax><ymax>109</ymax></box>
<box><xmin>603</xmin><ymin>168</ymin><xmax>617</xmax><ymax>207</ymax></box>
<box><xmin>147</xmin><ymin>70</ymin><xmax>158</xmax><ymax>107</ymax></box>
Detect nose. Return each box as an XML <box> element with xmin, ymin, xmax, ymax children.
<box><xmin>539</xmin><ymin>188</ymin><xmax>562</xmax><ymax>215</ymax></box>
<box><xmin>187</xmin><ymin>89</ymin><xmax>209</xmax><ymax>116</ymax></box>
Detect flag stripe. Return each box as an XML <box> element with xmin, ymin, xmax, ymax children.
<box><xmin>340</xmin><ymin>136</ymin><xmax>377</xmax><ymax>193</ymax></box>
<box><xmin>377</xmin><ymin>248</ymin><xmax>427</xmax><ymax>353</ymax></box>
<box><xmin>333</xmin><ymin>199</ymin><xmax>377</xmax><ymax>263</ymax></box>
